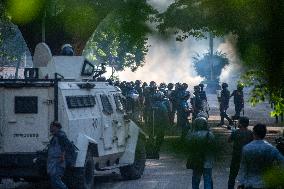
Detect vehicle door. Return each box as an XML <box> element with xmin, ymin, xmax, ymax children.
<box><xmin>97</xmin><ymin>92</ymin><xmax>114</xmax><ymax>150</ymax></box>
<box><xmin>3</xmin><ymin>87</ymin><xmax>53</xmax><ymax>153</ymax></box>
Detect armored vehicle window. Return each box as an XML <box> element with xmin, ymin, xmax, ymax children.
<box><xmin>81</xmin><ymin>60</ymin><xmax>95</xmax><ymax>76</ymax></box>
<box><xmin>100</xmin><ymin>95</ymin><xmax>113</xmax><ymax>114</ymax></box>
<box><xmin>15</xmin><ymin>96</ymin><xmax>38</xmax><ymax>114</ymax></box>
<box><xmin>113</xmin><ymin>95</ymin><xmax>125</xmax><ymax>112</ymax></box>
<box><xmin>66</xmin><ymin>95</ymin><xmax>96</xmax><ymax>109</ymax></box>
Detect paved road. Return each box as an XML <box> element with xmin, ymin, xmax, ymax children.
<box><xmin>0</xmin><ymin>152</ymin><xmax>231</xmax><ymax>189</ymax></box>
<box><xmin>0</xmin><ymin>94</ymin><xmax>281</xmax><ymax>189</ymax></box>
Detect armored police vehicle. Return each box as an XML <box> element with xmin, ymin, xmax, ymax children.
<box><xmin>0</xmin><ymin>43</ymin><xmax>146</xmax><ymax>189</ymax></box>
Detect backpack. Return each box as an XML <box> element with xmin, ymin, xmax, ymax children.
<box><xmin>57</xmin><ymin>131</ymin><xmax>78</xmax><ymax>167</ymax></box>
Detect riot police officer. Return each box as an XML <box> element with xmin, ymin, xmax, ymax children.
<box><xmin>167</xmin><ymin>83</ymin><xmax>175</xmax><ymax>124</ymax></box>
<box><xmin>199</xmin><ymin>83</ymin><xmax>210</xmax><ymax>118</ymax></box>
<box><xmin>191</xmin><ymin>86</ymin><xmax>202</xmax><ymax>120</ymax></box>
<box><xmin>134</xmin><ymin>80</ymin><xmax>144</xmax><ymax>122</ymax></box>
<box><xmin>218</xmin><ymin>83</ymin><xmax>233</xmax><ymax>126</ymax></box>
<box><xmin>178</xmin><ymin>91</ymin><xmax>191</xmax><ymax>139</ymax></box>
<box><xmin>143</xmin><ymin>81</ymin><xmax>157</xmax><ymax>124</ymax></box>
<box><xmin>199</xmin><ymin>83</ymin><xmax>207</xmax><ymax>101</ymax></box>
<box><xmin>230</xmin><ymin>83</ymin><xmax>244</xmax><ymax>118</ymax></box>
<box><xmin>147</xmin><ymin>90</ymin><xmax>170</xmax><ymax>159</ymax></box>
<box><xmin>124</xmin><ymin>82</ymin><xmax>139</xmax><ymax>123</ymax></box>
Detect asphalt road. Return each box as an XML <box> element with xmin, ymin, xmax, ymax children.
<box><xmin>0</xmin><ymin>152</ymin><xmax>231</xmax><ymax>189</ymax></box>
<box><xmin>0</xmin><ymin>94</ymin><xmax>281</xmax><ymax>189</ymax></box>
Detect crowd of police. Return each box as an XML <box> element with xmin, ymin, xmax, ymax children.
<box><xmin>107</xmin><ymin>79</ymin><xmax>245</xmax><ymax>158</ymax></box>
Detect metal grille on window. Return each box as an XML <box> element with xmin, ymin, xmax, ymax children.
<box><xmin>66</xmin><ymin>95</ymin><xmax>96</xmax><ymax>109</ymax></box>
<box><xmin>114</xmin><ymin>95</ymin><xmax>124</xmax><ymax>112</ymax></box>
<box><xmin>15</xmin><ymin>96</ymin><xmax>38</xmax><ymax>114</ymax></box>
<box><xmin>100</xmin><ymin>95</ymin><xmax>113</xmax><ymax>114</ymax></box>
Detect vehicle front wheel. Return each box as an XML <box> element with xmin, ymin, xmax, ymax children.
<box><xmin>119</xmin><ymin>136</ymin><xmax>146</xmax><ymax>180</ymax></box>
<box><xmin>65</xmin><ymin>151</ymin><xmax>94</xmax><ymax>189</ymax></box>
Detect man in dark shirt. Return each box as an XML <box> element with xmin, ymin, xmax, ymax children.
<box><xmin>228</xmin><ymin>117</ymin><xmax>253</xmax><ymax>189</ymax></box>
<box><xmin>47</xmin><ymin>121</ymin><xmax>69</xmax><ymax>189</ymax></box>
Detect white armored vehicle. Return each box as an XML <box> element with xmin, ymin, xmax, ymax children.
<box><xmin>0</xmin><ymin>43</ymin><xmax>146</xmax><ymax>189</ymax></box>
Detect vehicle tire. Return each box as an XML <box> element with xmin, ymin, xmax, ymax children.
<box><xmin>65</xmin><ymin>151</ymin><xmax>94</xmax><ymax>189</ymax></box>
<box><xmin>119</xmin><ymin>136</ymin><xmax>146</xmax><ymax>180</ymax></box>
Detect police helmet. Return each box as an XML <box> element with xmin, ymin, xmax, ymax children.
<box><xmin>199</xmin><ymin>83</ymin><xmax>204</xmax><ymax>89</ymax></box>
<box><xmin>167</xmin><ymin>83</ymin><xmax>174</xmax><ymax>90</ymax></box>
<box><xmin>197</xmin><ymin>111</ymin><xmax>208</xmax><ymax>120</ymax></box>
<box><xmin>193</xmin><ymin>117</ymin><xmax>208</xmax><ymax>131</ymax></box>
<box><xmin>222</xmin><ymin>83</ymin><xmax>228</xmax><ymax>89</ymax></box>
<box><xmin>135</xmin><ymin>80</ymin><xmax>141</xmax><ymax>85</ymax></box>
<box><xmin>60</xmin><ymin>44</ymin><xmax>74</xmax><ymax>56</ymax></box>
<box><xmin>150</xmin><ymin>81</ymin><xmax>157</xmax><ymax>88</ymax></box>
<box><xmin>194</xmin><ymin>85</ymin><xmax>200</xmax><ymax>92</ymax></box>
<box><xmin>237</xmin><ymin>83</ymin><xmax>244</xmax><ymax>90</ymax></box>
<box><xmin>142</xmin><ymin>82</ymin><xmax>148</xmax><ymax>87</ymax></box>
<box><xmin>160</xmin><ymin>82</ymin><xmax>166</xmax><ymax>88</ymax></box>
<box><xmin>182</xmin><ymin>83</ymin><xmax>188</xmax><ymax>90</ymax></box>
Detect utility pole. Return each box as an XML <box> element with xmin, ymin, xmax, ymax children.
<box><xmin>42</xmin><ymin>10</ymin><xmax>46</xmax><ymax>42</ymax></box>
<box><xmin>209</xmin><ymin>33</ymin><xmax>214</xmax><ymax>81</ymax></box>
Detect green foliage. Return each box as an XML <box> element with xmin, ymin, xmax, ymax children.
<box><xmin>0</xmin><ymin>0</ymin><xmax>157</xmax><ymax>58</ymax></box>
<box><xmin>192</xmin><ymin>51</ymin><xmax>229</xmax><ymax>82</ymax></box>
<box><xmin>241</xmin><ymin>70</ymin><xmax>284</xmax><ymax>116</ymax></box>
<box><xmin>159</xmin><ymin>0</ymin><xmax>284</xmax><ymax>116</ymax></box>
<box><xmin>263</xmin><ymin>166</ymin><xmax>284</xmax><ymax>188</ymax></box>
<box><xmin>0</xmin><ymin>17</ymin><xmax>26</xmax><ymax>67</ymax></box>
<box><xmin>83</xmin><ymin>1</ymin><xmax>156</xmax><ymax>71</ymax></box>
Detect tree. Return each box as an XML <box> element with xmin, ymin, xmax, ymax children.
<box><xmin>158</xmin><ymin>0</ymin><xmax>284</xmax><ymax>116</ymax></box>
<box><xmin>0</xmin><ymin>0</ymin><xmax>156</xmax><ymax>55</ymax></box>
<box><xmin>83</xmin><ymin>4</ymin><xmax>153</xmax><ymax>71</ymax></box>
<box><xmin>192</xmin><ymin>51</ymin><xmax>229</xmax><ymax>83</ymax></box>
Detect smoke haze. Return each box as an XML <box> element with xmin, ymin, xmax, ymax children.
<box><xmin>218</xmin><ymin>34</ymin><xmax>243</xmax><ymax>90</ymax></box>
<box><xmin>109</xmin><ymin>1</ymin><xmax>243</xmax><ymax>89</ymax></box>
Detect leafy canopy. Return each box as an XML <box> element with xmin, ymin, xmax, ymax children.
<box><xmin>159</xmin><ymin>0</ymin><xmax>284</xmax><ymax>116</ymax></box>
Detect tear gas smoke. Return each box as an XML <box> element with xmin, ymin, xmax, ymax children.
<box><xmin>109</xmin><ymin>0</ymin><xmax>243</xmax><ymax>89</ymax></box>
<box><xmin>218</xmin><ymin>34</ymin><xmax>243</xmax><ymax>90</ymax></box>
<box><xmin>110</xmin><ymin>34</ymin><xmax>243</xmax><ymax>90</ymax></box>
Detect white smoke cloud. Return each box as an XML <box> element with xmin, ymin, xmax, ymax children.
<box><xmin>218</xmin><ymin>34</ymin><xmax>243</xmax><ymax>90</ymax></box>
<box><xmin>116</xmin><ymin>35</ymin><xmax>223</xmax><ymax>87</ymax></box>
<box><xmin>147</xmin><ymin>0</ymin><xmax>174</xmax><ymax>12</ymax></box>
<box><xmin>107</xmin><ymin>0</ymin><xmax>243</xmax><ymax>89</ymax></box>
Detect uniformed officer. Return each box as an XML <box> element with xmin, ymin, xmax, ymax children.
<box><xmin>178</xmin><ymin>91</ymin><xmax>191</xmax><ymax>139</ymax></box>
<box><xmin>191</xmin><ymin>86</ymin><xmax>202</xmax><ymax>120</ymax></box>
<box><xmin>143</xmin><ymin>81</ymin><xmax>157</xmax><ymax>124</ymax></box>
<box><xmin>167</xmin><ymin>83</ymin><xmax>175</xmax><ymax>125</ymax></box>
<box><xmin>199</xmin><ymin>83</ymin><xmax>207</xmax><ymax>101</ymax></box>
<box><xmin>125</xmin><ymin>82</ymin><xmax>139</xmax><ymax>122</ymax></box>
<box><xmin>230</xmin><ymin>83</ymin><xmax>244</xmax><ymax>118</ymax></box>
<box><xmin>218</xmin><ymin>83</ymin><xmax>233</xmax><ymax>126</ymax></box>
<box><xmin>134</xmin><ymin>80</ymin><xmax>144</xmax><ymax>122</ymax></box>
<box><xmin>199</xmin><ymin>83</ymin><xmax>210</xmax><ymax>118</ymax></box>
<box><xmin>47</xmin><ymin>121</ymin><xmax>69</xmax><ymax>189</ymax></box>
<box><xmin>147</xmin><ymin>91</ymin><xmax>170</xmax><ymax>158</ymax></box>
